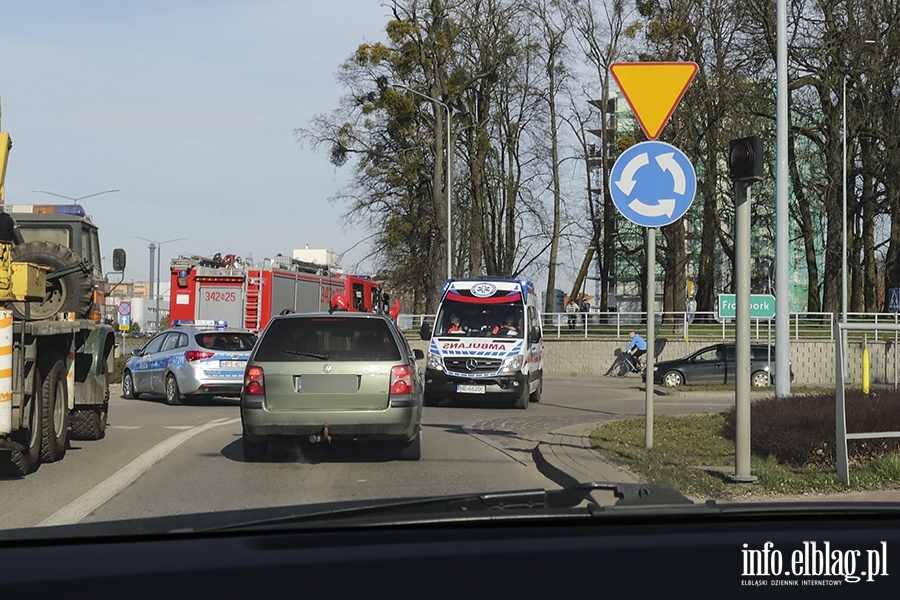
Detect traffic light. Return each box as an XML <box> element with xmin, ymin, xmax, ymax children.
<box><xmin>729</xmin><ymin>136</ymin><xmax>764</xmax><ymax>182</ymax></box>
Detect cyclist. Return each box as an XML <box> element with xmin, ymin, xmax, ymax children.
<box><xmin>623</xmin><ymin>331</ymin><xmax>647</xmax><ymax>374</ymax></box>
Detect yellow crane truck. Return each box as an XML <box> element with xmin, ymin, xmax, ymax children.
<box><xmin>0</xmin><ymin>124</ymin><xmax>124</xmax><ymax>476</ymax></box>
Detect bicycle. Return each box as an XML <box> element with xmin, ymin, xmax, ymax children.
<box><xmin>618</xmin><ymin>351</ymin><xmax>645</xmax><ymax>376</ymax></box>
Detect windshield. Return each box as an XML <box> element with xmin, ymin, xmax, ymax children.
<box><xmin>434</xmin><ymin>299</ymin><xmax>524</xmax><ymax>338</ymax></box>
<box><xmin>3</xmin><ymin>4</ymin><xmax>900</xmax><ymax>590</ymax></box>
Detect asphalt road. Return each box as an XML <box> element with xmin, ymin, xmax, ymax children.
<box><xmin>0</xmin><ymin>374</ymin><xmax>735</xmax><ymax>530</ymax></box>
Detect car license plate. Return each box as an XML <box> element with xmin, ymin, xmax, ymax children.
<box><xmin>457</xmin><ymin>384</ymin><xmax>485</xmax><ymax>394</ymax></box>
<box><xmin>220</xmin><ymin>360</ymin><xmax>245</xmax><ymax>368</ymax></box>
<box><xmin>298</xmin><ymin>374</ymin><xmax>359</xmax><ymax>393</ymax></box>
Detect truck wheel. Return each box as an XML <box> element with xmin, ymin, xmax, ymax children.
<box><xmin>165</xmin><ymin>373</ymin><xmax>184</xmax><ymax>406</ymax></box>
<box><xmin>40</xmin><ymin>358</ymin><xmax>69</xmax><ymax>463</ymax></box>
<box><xmin>10</xmin><ymin>240</ymin><xmax>94</xmax><ymax>320</ymax></box>
<box><xmin>70</xmin><ymin>408</ymin><xmax>105</xmax><ymax>441</ymax></box>
<box><xmin>6</xmin><ymin>380</ymin><xmax>43</xmax><ymax>476</ymax></box>
<box><xmin>70</xmin><ymin>360</ymin><xmax>109</xmax><ymax>440</ymax></box>
<box><xmin>122</xmin><ymin>370</ymin><xmax>140</xmax><ymax>399</ymax></box>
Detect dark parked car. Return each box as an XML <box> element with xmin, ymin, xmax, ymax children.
<box><xmin>649</xmin><ymin>343</ymin><xmax>789</xmax><ymax>387</ymax></box>
<box><xmin>240</xmin><ymin>312</ymin><xmax>425</xmax><ymax>461</ymax></box>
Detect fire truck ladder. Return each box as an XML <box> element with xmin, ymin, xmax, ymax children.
<box><xmin>244</xmin><ymin>271</ymin><xmax>263</xmax><ymax>331</ymax></box>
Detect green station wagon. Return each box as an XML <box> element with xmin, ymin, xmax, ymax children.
<box><xmin>240</xmin><ymin>312</ymin><xmax>425</xmax><ymax>461</ymax></box>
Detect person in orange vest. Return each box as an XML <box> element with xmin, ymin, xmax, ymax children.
<box><xmin>446</xmin><ymin>314</ymin><xmax>466</xmax><ymax>335</ymax></box>
<box><xmin>492</xmin><ymin>315</ymin><xmax>520</xmax><ymax>336</ymax></box>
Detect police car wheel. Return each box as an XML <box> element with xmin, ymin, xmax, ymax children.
<box><xmin>165</xmin><ymin>374</ymin><xmax>184</xmax><ymax>406</ymax></box>
<box><xmin>122</xmin><ymin>371</ymin><xmax>140</xmax><ymax>399</ymax></box>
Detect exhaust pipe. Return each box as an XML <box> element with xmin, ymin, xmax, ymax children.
<box><xmin>308</xmin><ymin>423</ymin><xmax>332</xmax><ymax>444</ymax></box>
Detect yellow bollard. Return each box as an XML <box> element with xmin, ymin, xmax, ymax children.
<box><xmin>862</xmin><ymin>334</ymin><xmax>870</xmax><ymax>395</ymax></box>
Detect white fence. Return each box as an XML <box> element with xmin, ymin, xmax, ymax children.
<box><xmin>401</xmin><ymin>311</ymin><xmax>900</xmax><ymax>341</ymax></box>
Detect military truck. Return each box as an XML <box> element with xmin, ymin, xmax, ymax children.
<box><xmin>0</xmin><ymin>129</ymin><xmax>124</xmax><ymax>475</ymax></box>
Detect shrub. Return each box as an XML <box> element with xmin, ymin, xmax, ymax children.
<box><xmin>111</xmin><ymin>355</ymin><xmax>130</xmax><ymax>384</ymax></box>
<box><xmin>722</xmin><ymin>389</ymin><xmax>900</xmax><ymax>466</ymax></box>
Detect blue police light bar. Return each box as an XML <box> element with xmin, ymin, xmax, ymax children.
<box><xmin>171</xmin><ymin>320</ymin><xmax>228</xmax><ymax>329</ymax></box>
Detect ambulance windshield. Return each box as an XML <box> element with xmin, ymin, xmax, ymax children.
<box><xmin>435</xmin><ymin>300</ymin><xmax>524</xmax><ymax>338</ymax></box>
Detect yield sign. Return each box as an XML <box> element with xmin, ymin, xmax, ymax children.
<box><xmin>610</xmin><ymin>62</ymin><xmax>698</xmax><ymax>140</ymax></box>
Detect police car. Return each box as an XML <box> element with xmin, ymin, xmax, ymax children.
<box><xmin>122</xmin><ymin>320</ymin><xmax>257</xmax><ymax>405</ymax></box>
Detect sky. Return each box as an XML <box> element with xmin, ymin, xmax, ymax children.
<box><xmin>0</xmin><ymin>1</ymin><xmax>395</xmax><ymax>286</ymax></box>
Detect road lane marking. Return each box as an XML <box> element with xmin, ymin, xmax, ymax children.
<box><xmin>38</xmin><ymin>417</ymin><xmax>240</xmax><ymax>527</ymax></box>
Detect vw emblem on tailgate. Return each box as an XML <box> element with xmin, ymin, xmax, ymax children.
<box><xmin>471</xmin><ymin>283</ymin><xmax>496</xmax><ymax>298</ymax></box>
<box><xmin>465</xmin><ymin>359</ymin><xmax>478</xmax><ymax>371</ymax></box>
<box><xmin>322</xmin><ymin>364</ymin><xmax>333</xmax><ymax>373</ymax></box>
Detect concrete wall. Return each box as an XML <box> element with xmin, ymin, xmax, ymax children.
<box><xmin>410</xmin><ymin>338</ymin><xmax>900</xmax><ymax>386</ymax></box>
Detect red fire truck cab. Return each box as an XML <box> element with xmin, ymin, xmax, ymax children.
<box><xmin>169</xmin><ymin>252</ymin><xmax>384</xmax><ymax>332</ymax></box>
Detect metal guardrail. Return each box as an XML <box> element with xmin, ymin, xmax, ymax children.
<box><xmin>399</xmin><ymin>311</ymin><xmax>900</xmax><ymax>342</ymax></box>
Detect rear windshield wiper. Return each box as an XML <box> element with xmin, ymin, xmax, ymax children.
<box><xmin>281</xmin><ymin>349</ymin><xmax>329</xmax><ymax>360</ymax></box>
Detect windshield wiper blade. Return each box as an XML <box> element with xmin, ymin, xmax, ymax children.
<box><xmin>197</xmin><ymin>482</ymin><xmax>694</xmax><ymax>533</ymax></box>
<box><xmin>281</xmin><ymin>349</ymin><xmax>329</xmax><ymax>360</ymax></box>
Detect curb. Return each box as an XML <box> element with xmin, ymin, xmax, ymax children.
<box><xmin>533</xmin><ymin>421</ymin><xmax>643</xmax><ymax>489</ymax></box>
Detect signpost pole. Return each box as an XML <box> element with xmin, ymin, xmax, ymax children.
<box><xmin>732</xmin><ymin>181</ymin><xmax>756</xmax><ymax>483</ymax></box>
<box><xmin>645</xmin><ymin>228</ymin><xmax>655</xmax><ymax>449</ymax></box>
<box><xmin>608</xmin><ymin>61</ymin><xmax>698</xmax><ymax>455</ymax></box>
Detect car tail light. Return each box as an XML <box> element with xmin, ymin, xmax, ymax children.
<box><xmin>389</xmin><ymin>365</ymin><xmax>413</xmax><ymax>395</ymax></box>
<box><xmin>184</xmin><ymin>350</ymin><xmax>215</xmax><ymax>362</ymax></box>
<box><xmin>244</xmin><ymin>366</ymin><xmax>265</xmax><ymax>395</ymax></box>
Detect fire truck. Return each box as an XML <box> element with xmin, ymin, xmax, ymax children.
<box><xmin>168</xmin><ymin>250</ymin><xmax>386</xmax><ymax>332</ymax></box>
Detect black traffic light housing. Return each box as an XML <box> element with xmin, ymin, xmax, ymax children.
<box><xmin>729</xmin><ymin>136</ymin><xmax>764</xmax><ymax>182</ymax></box>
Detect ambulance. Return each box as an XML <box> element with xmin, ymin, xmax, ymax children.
<box><xmin>422</xmin><ymin>278</ymin><xmax>543</xmax><ymax>409</ymax></box>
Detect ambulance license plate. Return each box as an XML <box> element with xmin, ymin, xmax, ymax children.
<box><xmin>457</xmin><ymin>384</ymin><xmax>485</xmax><ymax>394</ymax></box>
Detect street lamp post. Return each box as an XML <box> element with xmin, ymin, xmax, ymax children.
<box><xmin>394</xmin><ymin>84</ymin><xmax>452</xmax><ymax>281</ymax></box>
<box><xmin>136</xmin><ymin>236</ymin><xmax>187</xmax><ymax>333</ymax></box>
<box><xmin>842</xmin><ymin>74</ymin><xmax>848</xmax><ymax>326</ymax></box>
<box><xmin>32</xmin><ymin>188</ymin><xmax>119</xmax><ymax>204</ymax></box>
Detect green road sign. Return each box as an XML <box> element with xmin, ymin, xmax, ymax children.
<box><xmin>718</xmin><ymin>294</ymin><xmax>776</xmax><ymax>319</ymax></box>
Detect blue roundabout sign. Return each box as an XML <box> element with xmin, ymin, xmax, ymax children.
<box><xmin>610</xmin><ymin>141</ymin><xmax>696</xmax><ymax>228</ymax></box>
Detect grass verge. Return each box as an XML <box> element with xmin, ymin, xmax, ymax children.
<box><xmin>590</xmin><ymin>413</ymin><xmax>900</xmax><ymax>501</ymax></box>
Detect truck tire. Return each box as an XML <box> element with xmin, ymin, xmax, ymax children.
<box><xmin>40</xmin><ymin>358</ymin><xmax>69</xmax><ymax>463</ymax></box>
<box><xmin>71</xmin><ymin>356</ymin><xmax>109</xmax><ymax>440</ymax></box>
<box><xmin>6</xmin><ymin>378</ymin><xmax>43</xmax><ymax>476</ymax></box>
<box><xmin>10</xmin><ymin>240</ymin><xmax>94</xmax><ymax>321</ymax></box>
